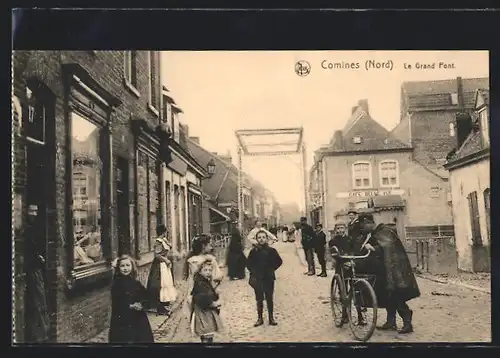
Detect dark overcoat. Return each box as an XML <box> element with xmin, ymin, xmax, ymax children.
<box><xmin>371</xmin><ymin>224</ymin><xmax>421</xmax><ymax>307</ymax></box>
<box><xmin>226</xmin><ymin>236</ymin><xmax>247</xmax><ymax>279</ymax></box>
<box><xmin>109</xmin><ymin>275</ymin><xmax>154</xmax><ymax>343</ymax></box>
<box><xmin>246</xmin><ymin>245</ymin><xmax>283</xmax><ymax>291</ymax></box>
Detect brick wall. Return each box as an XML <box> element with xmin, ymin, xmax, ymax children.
<box><xmin>13</xmin><ymin>50</ymin><xmax>162</xmax><ymax>342</ymax></box>
<box><xmin>323</xmin><ymin>150</ymin><xmax>452</xmax><ymax>231</ymax></box>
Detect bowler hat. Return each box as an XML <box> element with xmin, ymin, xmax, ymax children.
<box><xmin>347</xmin><ymin>209</ymin><xmax>358</xmax><ymax>215</ymax></box>
<box><xmin>358</xmin><ymin>213</ymin><xmax>375</xmax><ymax>224</ymax></box>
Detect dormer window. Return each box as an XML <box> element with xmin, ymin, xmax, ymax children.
<box><xmin>450</xmin><ymin>92</ymin><xmax>459</xmax><ymax>105</ymax></box>
<box><xmin>479</xmin><ymin>108</ymin><xmax>489</xmax><ymax>148</ymax></box>
<box><xmin>353</xmin><ymin>136</ymin><xmax>362</xmax><ymax>144</ymax></box>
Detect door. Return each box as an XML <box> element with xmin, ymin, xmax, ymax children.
<box><xmin>116</xmin><ymin>157</ymin><xmax>130</xmax><ymax>255</ymax></box>
<box><xmin>25</xmin><ymin>140</ymin><xmax>51</xmax><ymax>342</ymax></box>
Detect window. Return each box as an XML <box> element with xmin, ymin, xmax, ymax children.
<box><xmin>243</xmin><ymin>194</ymin><xmax>250</xmax><ymax>212</ymax></box>
<box><xmin>71</xmin><ymin>112</ymin><xmax>105</xmax><ymax>268</ymax></box>
<box><xmin>450</xmin><ymin>92</ymin><xmax>458</xmax><ymax>105</ymax></box>
<box><xmin>188</xmin><ymin>191</ymin><xmax>202</xmax><ymax>239</ymax></box>
<box><xmin>379</xmin><ymin>160</ymin><xmax>399</xmax><ymax>187</ymax></box>
<box><xmin>173</xmin><ymin>112</ymin><xmax>180</xmax><ymax>143</ymax></box>
<box><xmin>165</xmin><ymin>181</ymin><xmax>172</xmax><ymax>242</ymax></box>
<box><xmin>148</xmin><ymin>51</ymin><xmax>161</xmax><ymax>115</ymax></box>
<box><xmin>479</xmin><ymin>108</ymin><xmax>489</xmax><ymax>148</ymax></box>
<box><xmin>24</xmin><ymin>86</ymin><xmax>46</xmax><ymax>144</ymax></box>
<box><xmin>124</xmin><ymin>51</ymin><xmax>139</xmax><ymax>96</ymax></box>
<box><xmin>174</xmin><ymin>185</ymin><xmax>181</xmax><ymax>251</ymax></box>
<box><xmin>171</xmin><ymin>106</ymin><xmax>176</xmax><ymax>140</ymax></box>
<box><xmin>352</xmin><ymin>161</ymin><xmax>372</xmax><ymax>189</ymax></box>
<box><xmin>484</xmin><ymin>188</ymin><xmax>490</xmax><ymax>241</ymax></box>
<box><xmin>353</xmin><ymin>136</ymin><xmax>362</xmax><ymax>144</ymax></box>
<box><xmin>449</xmin><ymin>122</ymin><xmax>456</xmax><ymax>137</ymax></box>
<box><xmin>180</xmin><ymin>186</ymin><xmax>187</xmax><ymax>251</ymax></box>
<box><xmin>467</xmin><ymin>191</ymin><xmax>482</xmax><ymax>246</ymax></box>
<box><xmin>355</xmin><ymin>201</ymin><xmax>368</xmax><ymax>210</ymax></box>
<box><xmin>137</xmin><ymin>149</ymin><xmax>160</xmax><ymax>254</ymax></box>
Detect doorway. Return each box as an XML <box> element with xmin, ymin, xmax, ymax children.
<box><xmin>116</xmin><ymin>157</ymin><xmax>130</xmax><ymax>256</ymax></box>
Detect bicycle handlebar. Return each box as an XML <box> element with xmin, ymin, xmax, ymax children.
<box><xmin>330</xmin><ymin>245</ymin><xmax>372</xmax><ymax>259</ymax></box>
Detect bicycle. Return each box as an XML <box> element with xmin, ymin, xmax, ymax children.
<box><xmin>329</xmin><ymin>245</ymin><xmax>378</xmax><ymax>342</ymax></box>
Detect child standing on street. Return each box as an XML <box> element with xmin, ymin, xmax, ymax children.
<box><xmin>109</xmin><ymin>255</ymin><xmax>154</xmax><ymax>343</ymax></box>
<box><xmin>147</xmin><ymin>225</ymin><xmax>177</xmax><ymax>315</ymax></box>
<box><xmin>191</xmin><ymin>259</ymin><xmax>224</xmax><ymax>343</ymax></box>
<box><xmin>246</xmin><ymin>230</ymin><xmax>283</xmax><ymax>327</ymax></box>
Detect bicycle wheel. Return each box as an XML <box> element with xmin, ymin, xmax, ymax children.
<box><xmin>330</xmin><ymin>274</ymin><xmax>347</xmax><ymax>328</ymax></box>
<box><xmin>348</xmin><ymin>278</ymin><xmax>378</xmax><ymax>342</ymax></box>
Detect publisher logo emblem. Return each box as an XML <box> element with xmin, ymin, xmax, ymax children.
<box><xmin>295</xmin><ymin>61</ymin><xmax>311</xmax><ymax>77</ymax></box>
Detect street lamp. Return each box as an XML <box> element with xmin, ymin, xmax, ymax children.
<box><xmin>207</xmin><ymin>159</ymin><xmax>216</xmax><ymax>177</ymax></box>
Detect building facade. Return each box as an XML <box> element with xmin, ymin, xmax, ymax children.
<box><xmin>444</xmin><ymin>89</ymin><xmax>490</xmax><ymax>272</ymax></box>
<box><xmin>12</xmin><ymin>50</ymin><xmax>177</xmax><ymax>342</ymax></box>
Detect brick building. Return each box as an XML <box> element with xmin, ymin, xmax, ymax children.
<box><xmin>12</xmin><ymin>51</ymin><xmax>207</xmax><ymax>343</ymax></box>
<box><xmin>309</xmin><ymin>99</ymin><xmax>456</xmax><ymax>272</ymax></box>
<box><xmin>444</xmin><ymin>89</ymin><xmax>490</xmax><ymax>272</ymax></box>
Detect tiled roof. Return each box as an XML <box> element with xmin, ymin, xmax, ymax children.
<box><xmin>403</xmin><ymin>77</ymin><xmax>489</xmax><ymax>111</ymax></box>
<box><xmin>330</xmin><ymin>112</ymin><xmax>411</xmax><ymax>152</ymax></box>
<box><xmin>447</xmin><ymin>130</ymin><xmax>485</xmax><ymax>163</ymax></box>
<box><xmin>402</xmin><ymin>77</ymin><xmax>489</xmax><ymax>96</ymax></box>
<box><xmin>477</xmin><ymin>89</ymin><xmax>490</xmax><ymax>106</ymax></box>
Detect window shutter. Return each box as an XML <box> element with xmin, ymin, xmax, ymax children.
<box><xmin>149</xmin><ymin>51</ymin><xmax>160</xmax><ymax>110</ymax></box>
<box><xmin>468</xmin><ymin>191</ymin><xmax>482</xmax><ymax>245</ymax></box>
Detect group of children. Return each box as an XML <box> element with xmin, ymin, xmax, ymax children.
<box><xmin>108</xmin><ymin>224</ymin><xmax>283</xmax><ymax>344</ymax></box>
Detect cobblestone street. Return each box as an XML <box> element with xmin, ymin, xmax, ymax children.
<box><xmin>157</xmin><ymin>242</ymin><xmax>491</xmax><ymax>343</ymax></box>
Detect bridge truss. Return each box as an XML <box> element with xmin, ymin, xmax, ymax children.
<box><xmin>234</xmin><ymin>127</ymin><xmax>308</xmax><ymax>232</ymax></box>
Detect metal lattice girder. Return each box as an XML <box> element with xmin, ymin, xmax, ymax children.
<box><xmin>235</xmin><ymin>127</ymin><xmax>304</xmax><ymax>155</ymax></box>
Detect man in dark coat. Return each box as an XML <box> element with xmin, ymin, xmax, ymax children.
<box><xmin>300</xmin><ymin>217</ymin><xmax>316</xmax><ymax>276</ymax></box>
<box><xmin>358</xmin><ymin>213</ymin><xmax>420</xmax><ymax>334</ymax></box>
<box><xmin>347</xmin><ymin>210</ymin><xmax>361</xmax><ymax>243</ymax></box>
<box><xmin>314</xmin><ymin>223</ymin><xmax>328</xmax><ymax>277</ymax></box>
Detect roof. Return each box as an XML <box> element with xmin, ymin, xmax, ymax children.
<box><xmin>402</xmin><ymin>77</ymin><xmax>489</xmax><ymax>111</ymax></box>
<box><xmin>446</xmin><ymin>130</ymin><xmax>487</xmax><ymax>167</ymax></box>
<box><xmin>476</xmin><ymin>89</ymin><xmax>490</xmax><ymax>107</ymax></box>
<box><xmin>369</xmin><ymin>195</ymin><xmax>405</xmax><ymax>210</ymax></box>
<box><xmin>329</xmin><ymin>111</ymin><xmax>411</xmax><ymax>153</ymax></box>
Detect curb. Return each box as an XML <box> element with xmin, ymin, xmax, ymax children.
<box><xmin>416</xmin><ymin>274</ymin><xmax>491</xmax><ymax>294</ymax></box>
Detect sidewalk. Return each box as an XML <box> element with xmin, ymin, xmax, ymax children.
<box><xmin>416</xmin><ymin>272</ymin><xmax>491</xmax><ymax>294</ymax></box>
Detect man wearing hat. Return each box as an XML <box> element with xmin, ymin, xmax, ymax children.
<box><xmin>358</xmin><ymin>213</ymin><xmax>420</xmax><ymax>334</ymax></box>
<box><xmin>347</xmin><ymin>209</ymin><xmax>361</xmax><ymax>243</ymax></box>
<box><xmin>300</xmin><ymin>217</ymin><xmax>316</xmax><ymax>276</ymax></box>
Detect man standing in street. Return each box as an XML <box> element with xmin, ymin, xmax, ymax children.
<box><xmin>314</xmin><ymin>223</ymin><xmax>328</xmax><ymax>277</ymax></box>
<box><xmin>358</xmin><ymin>213</ymin><xmax>420</xmax><ymax>334</ymax></box>
<box><xmin>347</xmin><ymin>210</ymin><xmax>361</xmax><ymax>242</ymax></box>
<box><xmin>300</xmin><ymin>217</ymin><xmax>316</xmax><ymax>276</ymax></box>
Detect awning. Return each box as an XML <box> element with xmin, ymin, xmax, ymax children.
<box><xmin>209</xmin><ymin>206</ymin><xmax>231</xmax><ymax>222</ymax></box>
<box><xmin>167</xmin><ymin>152</ymin><xmax>188</xmax><ymax>176</ymax></box>
<box><xmin>369</xmin><ymin>195</ymin><xmax>405</xmax><ymax>210</ymax></box>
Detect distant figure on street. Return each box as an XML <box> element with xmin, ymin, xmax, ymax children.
<box><xmin>314</xmin><ymin>223</ymin><xmax>328</xmax><ymax>277</ymax></box>
<box><xmin>109</xmin><ymin>255</ymin><xmax>154</xmax><ymax>343</ymax></box>
<box><xmin>300</xmin><ymin>217</ymin><xmax>316</xmax><ymax>276</ymax></box>
<box><xmin>190</xmin><ymin>259</ymin><xmax>224</xmax><ymax>343</ymax></box>
<box><xmin>226</xmin><ymin>228</ymin><xmax>247</xmax><ymax>280</ymax></box>
<box><xmin>147</xmin><ymin>225</ymin><xmax>177</xmax><ymax>315</ymax></box>
<box><xmin>246</xmin><ymin>230</ymin><xmax>283</xmax><ymax>327</ymax></box>
<box><xmin>247</xmin><ymin>220</ymin><xmax>278</xmax><ymax>247</ymax></box>
<box><xmin>358</xmin><ymin>213</ymin><xmax>420</xmax><ymax>334</ymax></box>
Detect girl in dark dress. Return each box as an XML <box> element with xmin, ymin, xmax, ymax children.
<box><xmin>109</xmin><ymin>255</ymin><xmax>154</xmax><ymax>344</ymax></box>
<box><xmin>226</xmin><ymin>228</ymin><xmax>247</xmax><ymax>280</ymax></box>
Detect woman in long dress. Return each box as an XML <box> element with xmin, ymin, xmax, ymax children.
<box><xmin>226</xmin><ymin>228</ymin><xmax>247</xmax><ymax>280</ymax></box>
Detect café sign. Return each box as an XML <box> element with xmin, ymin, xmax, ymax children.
<box><xmin>336</xmin><ymin>189</ymin><xmax>405</xmax><ymax>199</ymax></box>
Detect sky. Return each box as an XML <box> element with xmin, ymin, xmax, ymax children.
<box><xmin>161</xmin><ymin>50</ymin><xmax>489</xmax><ymax>211</ymax></box>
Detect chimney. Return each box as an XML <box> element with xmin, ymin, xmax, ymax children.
<box><xmin>333</xmin><ymin>130</ymin><xmax>344</xmax><ymax>150</ymax></box>
<box><xmin>190</xmin><ymin>136</ymin><xmax>200</xmax><ymax>145</ymax></box>
<box><xmin>183</xmin><ymin>124</ymin><xmax>189</xmax><ymax>137</ymax></box>
<box><xmin>455</xmin><ymin>112</ymin><xmax>472</xmax><ymax>149</ymax></box>
<box><xmin>456</xmin><ymin>77</ymin><xmax>464</xmax><ymax>109</ymax></box>
<box><xmin>357</xmin><ymin>99</ymin><xmax>369</xmax><ymax>114</ymax></box>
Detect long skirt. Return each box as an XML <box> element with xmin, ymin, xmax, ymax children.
<box><xmin>190</xmin><ymin>304</ymin><xmax>223</xmax><ymax>337</ymax></box>
<box><xmin>159</xmin><ymin>262</ymin><xmax>177</xmax><ymax>303</ymax></box>
<box><xmin>226</xmin><ymin>252</ymin><xmax>246</xmax><ymax>279</ymax></box>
